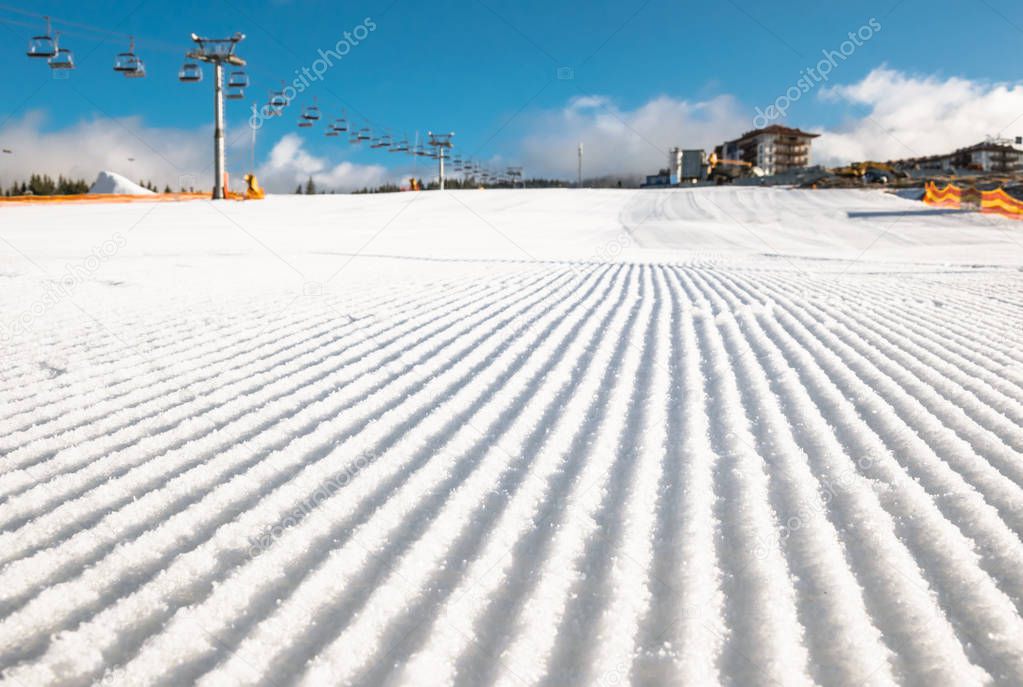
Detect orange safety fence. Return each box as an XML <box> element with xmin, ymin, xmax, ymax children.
<box><xmin>922</xmin><ymin>181</ymin><xmax>962</xmax><ymax>208</ymax></box>
<box><xmin>0</xmin><ymin>191</ymin><xmax>260</xmax><ymax>205</ymax></box>
<box><xmin>0</xmin><ymin>192</ymin><xmax>209</xmax><ymax>205</ymax></box>
<box><xmin>923</xmin><ymin>181</ymin><xmax>1023</xmax><ymax>219</ymax></box>
<box><xmin>980</xmin><ymin>188</ymin><xmax>1023</xmax><ymax>219</ymax></box>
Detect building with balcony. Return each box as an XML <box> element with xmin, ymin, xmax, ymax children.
<box><xmin>715</xmin><ymin>125</ymin><xmax>820</xmax><ymax>176</ymax></box>
<box><xmin>893</xmin><ymin>141</ymin><xmax>1023</xmax><ymax>175</ymax></box>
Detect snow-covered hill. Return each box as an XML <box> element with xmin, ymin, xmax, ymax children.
<box><xmin>88</xmin><ymin>170</ymin><xmax>155</xmax><ymax>195</ymax></box>
<box><xmin>0</xmin><ymin>189</ymin><xmax>1021</xmax><ymax>686</ymax></box>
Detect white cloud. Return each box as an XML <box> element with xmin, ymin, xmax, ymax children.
<box><xmin>7</xmin><ymin>68</ymin><xmax>1021</xmax><ymax>191</ymax></box>
<box><xmin>256</xmin><ymin>133</ymin><xmax>389</xmax><ymax>192</ymax></box>
<box><xmin>517</xmin><ymin>94</ymin><xmax>749</xmax><ymax>179</ymax></box>
<box><xmin>813</xmin><ymin>67</ymin><xmax>1023</xmax><ymax>164</ymax></box>
<box><xmin>0</xmin><ymin>110</ymin><xmax>209</xmax><ymax>191</ymax></box>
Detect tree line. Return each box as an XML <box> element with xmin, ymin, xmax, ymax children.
<box><xmin>3</xmin><ymin>174</ymin><xmax>174</xmax><ymax>196</ymax></box>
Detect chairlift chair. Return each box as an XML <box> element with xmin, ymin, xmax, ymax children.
<box><xmin>179</xmin><ymin>60</ymin><xmax>202</xmax><ymax>82</ymax></box>
<box><xmin>268</xmin><ymin>90</ymin><xmax>287</xmax><ymax>113</ymax></box>
<box><xmin>114</xmin><ymin>36</ymin><xmax>142</xmax><ymax>74</ymax></box>
<box><xmin>357</xmin><ymin>128</ymin><xmax>372</xmax><ymax>142</ymax></box>
<box><xmin>124</xmin><ymin>60</ymin><xmax>146</xmax><ymax>78</ymax></box>
<box><xmin>227</xmin><ymin>70</ymin><xmax>249</xmax><ymax>89</ymax></box>
<box><xmin>326</xmin><ymin>129</ymin><xmax>339</xmax><ymax>137</ymax></box>
<box><xmin>331</xmin><ymin>118</ymin><xmax>348</xmax><ymax>133</ymax></box>
<box><xmin>297</xmin><ymin>119</ymin><xmax>313</xmax><ymax>128</ymax></box>
<box><xmin>26</xmin><ymin>17</ymin><xmax>57</xmax><ymax>58</ymax></box>
<box><xmin>390</xmin><ymin>137</ymin><xmax>410</xmax><ymax>153</ymax></box>
<box><xmin>48</xmin><ymin>41</ymin><xmax>74</xmax><ymax>70</ymax></box>
<box><xmin>225</xmin><ymin>88</ymin><xmax>244</xmax><ymax>100</ymax></box>
<box><xmin>349</xmin><ymin>131</ymin><xmax>361</xmax><ymax>144</ymax></box>
<box><xmin>371</xmin><ymin>132</ymin><xmax>392</xmax><ymax>149</ymax></box>
<box><xmin>301</xmin><ymin>97</ymin><xmax>321</xmax><ymax>122</ymax></box>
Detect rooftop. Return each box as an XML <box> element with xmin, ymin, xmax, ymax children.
<box><xmin>731</xmin><ymin>125</ymin><xmax>821</xmax><ymax>142</ymax></box>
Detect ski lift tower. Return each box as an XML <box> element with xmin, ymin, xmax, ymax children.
<box><xmin>428</xmin><ymin>131</ymin><xmax>455</xmax><ymax>190</ymax></box>
<box><xmin>186</xmin><ymin>32</ymin><xmax>246</xmax><ymax>199</ymax></box>
<box><xmin>578</xmin><ymin>143</ymin><xmax>584</xmax><ymax>188</ymax></box>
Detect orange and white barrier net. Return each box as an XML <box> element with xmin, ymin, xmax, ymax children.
<box><xmin>923</xmin><ymin>181</ymin><xmax>1023</xmax><ymax>220</ymax></box>
<box><xmin>0</xmin><ymin>191</ymin><xmax>263</xmax><ymax>205</ymax></box>
<box><xmin>980</xmin><ymin>188</ymin><xmax>1023</xmax><ymax>219</ymax></box>
<box><xmin>922</xmin><ymin>181</ymin><xmax>962</xmax><ymax>208</ymax></box>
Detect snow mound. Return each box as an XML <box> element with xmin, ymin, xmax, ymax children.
<box><xmin>89</xmin><ymin>171</ymin><xmax>156</xmax><ymax>195</ymax></box>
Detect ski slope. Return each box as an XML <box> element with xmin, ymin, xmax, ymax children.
<box><xmin>0</xmin><ymin>188</ymin><xmax>1021</xmax><ymax>686</ymax></box>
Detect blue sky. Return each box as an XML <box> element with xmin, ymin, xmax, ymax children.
<box><xmin>3</xmin><ymin>0</ymin><xmax>1023</xmax><ymax>190</ymax></box>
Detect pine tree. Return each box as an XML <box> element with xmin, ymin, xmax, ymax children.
<box><xmin>295</xmin><ymin>183</ymin><xmax>303</xmax><ymax>195</ymax></box>
<box><xmin>305</xmin><ymin>177</ymin><xmax>316</xmax><ymax>195</ymax></box>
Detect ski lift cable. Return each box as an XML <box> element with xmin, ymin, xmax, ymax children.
<box><xmin>0</xmin><ymin>6</ymin><xmax>182</xmax><ymax>55</ymax></box>
<box><xmin>0</xmin><ymin>3</ymin><xmax>130</xmax><ymax>40</ymax></box>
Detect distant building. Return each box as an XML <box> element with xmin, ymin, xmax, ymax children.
<box><xmin>668</xmin><ymin>148</ymin><xmax>708</xmax><ymax>183</ymax></box>
<box><xmin>643</xmin><ymin>171</ymin><xmax>672</xmax><ymax>187</ymax></box>
<box><xmin>897</xmin><ymin>141</ymin><xmax>1023</xmax><ymax>174</ymax></box>
<box><xmin>715</xmin><ymin>125</ymin><xmax>820</xmax><ymax>175</ymax></box>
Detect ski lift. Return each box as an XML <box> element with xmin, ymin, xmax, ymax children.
<box><xmin>225</xmin><ymin>88</ymin><xmax>244</xmax><ymax>100</ymax></box>
<box><xmin>330</xmin><ymin>117</ymin><xmax>348</xmax><ymax>133</ymax></box>
<box><xmin>371</xmin><ymin>132</ymin><xmax>392</xmax><ymax>149</ymax></box>
<box><xmin>349</xmin><ymin>130</ymin><xmax>361</xmax><ymax>144</ymax></box>
<box><xmin>390</xmin><ymin>136</ymin><xmax>410</xmax><ymax>153</ymax></box>
<box><xmin>357</xmin><ymin>127</ymin><xmax>372</xmax><ymax>142</ymax></box>
<box><xmin>48</xmin><ymin>38</ymin><xmax>74</xmax><ymax>70</ymax></box>
<box><xmin>124</xmin><ymin>61</ymin><xmax>146</xmax><ymax>78</ymax></box>
<box><xmin>26</xmin><ymin>17</ymin><xmax>57</xmax><ymax>58</ymax></box>
<box><xmin>114</xmin><ymin>36</ymin><xmax>142</xmax><ymax>74</ymax></box>
<box><xmin>268</xmin><ymin>89</ymin><xmax>287</xmax><ymax>113</ymax></box>
<box><xmin>179</xmin><ymin>60</ymin><xmax>202</xmax><ymax>82</ymax></box>
<box><xmin>297</xmin><ymin>119</ymin><xmax>313</xmax><ymax>128</ymax></box>
<box><xmin>325</xmin><ymin>129</ymin><xmax>339</xmax><ymax>137</ymax></box>
<box><xmin>227</xmin><ymin>70</ymin><xmax>249</xmax><ymax>89</ymax></box>
<box><xmin>301</xmin><ymin>98</ymin><xmax>320</xmax><ymax>122</ymax></box>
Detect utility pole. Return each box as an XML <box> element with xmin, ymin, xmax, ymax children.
<box><xmin>186</xmin><ymin>33</ymin><xmax>246</xmax><ymax>200</ymax></box>
<box><xmin>578</xmin><ymin>142</ymin><xmax>583</xmax><ymax>188</ymax></box>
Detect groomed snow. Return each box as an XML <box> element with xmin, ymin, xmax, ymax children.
<box><xmin>0</xmin><ymin>188</ymin><xmax>1021</xmax><ymax>686</ymax></box>
<box><xmin>88</xmin><ymin>171</ymin><xmax>156</xmax><ymax>195</ymax></box>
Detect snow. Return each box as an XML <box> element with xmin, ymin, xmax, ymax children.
<box><xmin>0</xmin><ymin>188</ymin><xmax>1021</xmax><ymax>686</ymax></box>
<box><xmin>88</xmin><ymin>171</ymin><xmax>156</xmax><ymax>195</ymax></box>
